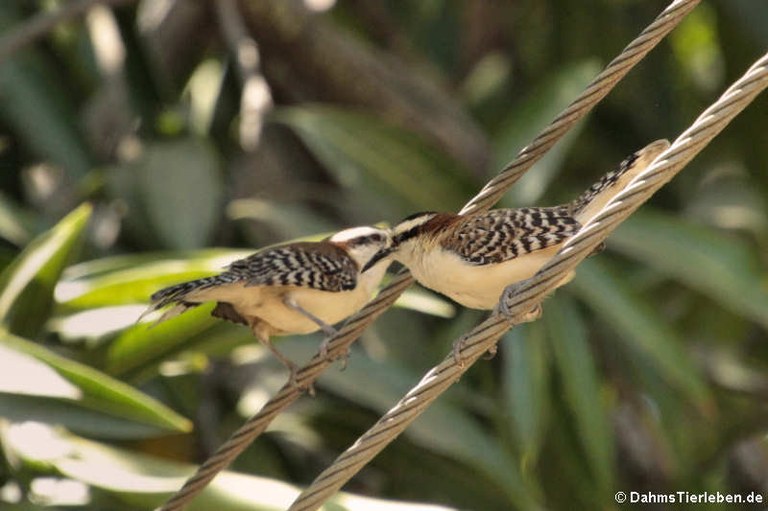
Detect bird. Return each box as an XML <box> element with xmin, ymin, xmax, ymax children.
<box><xmin>141</xmin><ymin>226</ymin><xmax>392</xmax><ymax>385</ymax></box>
<box><xmin>363</xmin><ymin>139</ymin><xmax>670</xmax><ymax>312</ymax></box>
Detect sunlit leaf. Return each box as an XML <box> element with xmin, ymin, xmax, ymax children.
<box><xmin>56</xmin><ymin>252</ymin><xmax>451</xmax><ymax>381</ymax></box>
<box><xmin>106</xmin><ymin>305</ymin><xmax>250</xmax><ymax>382</ymax></box>
<box><xmin>50</xmin><ymin>305</ymin><xmax>148</xmax><ymax>342</ymax></box>
<box><xmin>0</xmin><ymin>331</ymin><xmax>191</xmax><ymax>437</ymax></box>
<box><xmin>0</xmin><ymin>193</ymin><xmax>32</xmax><ymax>245</ymax></box>
<box><xmin>543</xmin><ymin>295</ymin><xmax>614</xmax><ymax>494</ymax></box>
<box><xmin>56</xmin><ymin>249</ymin><xmax>250</xmax><ymax>309</ymax></box>
<box><xmin>0</xmin><ymin>203</ymin><xmax>91</xmax><ymax>337</ymax></box>
<box><xmin>394</xmin><ymin>287</ymin><xmax>456</xmax><ymax>318</ymax></box>
<box><xmin>4</xmin><ymin>424</ymin><xmax>457</xmax><ymax>511</ymax></box>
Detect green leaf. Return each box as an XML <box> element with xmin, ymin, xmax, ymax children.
<box><xmin>105</xmin><ymin>293</ymin><xmax>451</xmax><ymax>383</ymax></box>
<box><xmin>0</xmin><ymin>192</ymin><xmax>32</xmax><ymax>245</ymax></box>
<box><xmin>4</xmin><ymin>424</ymin><xmax>459</xmax><ymax>510</ymax></box>
<box><xmin>106</xmin><ymin>306</ymin><xmax>253</xmax><ymax>381</ymax></box>
<box><xmin>0</xmin><ymin>331</ymin><xmax>191</xmax><ymax>437</ymax></box>
<box><xmin>274</xmin><ymin>105</ymin><xmax>474</xmax><ymax>215</ymax></box>
<box><xmin>543</xmin><ymin>294</ymin><xmax>613</xmax><ymax>494</ymax></box>
<box><xmin>394</xmin><ymin>287</ymin><xmax>456</xmax><ymax>318</ymax></box>
<box><xmin>107</xmin><ymin>138</ymin><xmax>223</xmax><ymax>250</ymax></box>
<box><xmin>0</xmin><ymin>203</ymin><xmax>91</xmax><ymax>337</ymax></box>
<box><xmin>56</xmin><ymin>249</ymin><xmax>251</xmax><ymax>309</ymax></box>
<box><xmin>56</xmin><ymin>247</ymin><xmax>452</xmax><ymax>379</ymax></box>
<box><xmin>50</xmin><ymin>305</ymin><xmax>150</xmax><ymax>342</ymax></box>
<box><xmin>611</xmin><ymin>211</ymin><xmax>768</xmax><ymax>331</ymax></box>
<box><xmin>279</xmin><ymin>339</ymin><xmax>543</xmax><ymax>509</ymax></box>
<box><xmin>500</xmin><ymin>323</ymin><xmax>550</xmax><ymax>469</ymax></box>
<box><xmin>571</xmin><ymin>257</ymin><xmax>709</xmax><ymax>404</ymax></box>
<box><xmin>493</xmin><ymin>60</ymin><xmax>600</xmax><ymax>206</ymax></box>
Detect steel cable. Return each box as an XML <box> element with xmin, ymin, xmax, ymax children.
<box><xmin>159</xmin><ymin>0</ymin><xmax>701</xmax><ymax>508</ymax></box>
<box><xmin>288</xmin><ymin>51</ymin><xmax>768</xmax><ymax>511</ymax></box>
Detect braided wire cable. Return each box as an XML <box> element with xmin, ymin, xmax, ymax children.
<box><xmin>288</xmin><ymin>52</ymin><xmax>768</xmax><ymax>511</ymax></box>
<box><xmin>158</xmin><ymin>0</ymin><xmax>699</xmax><ymax>509</ymax></box>
<box><xmin>461</xmin><ymin>0</ymin><xmax>700</xmax><ymax>215</ymax></box>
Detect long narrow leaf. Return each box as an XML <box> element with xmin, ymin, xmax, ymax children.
<box><xmin>571</xmin><ymin>258</ymin><xmax>709</xmax><ymax>405</ymax></box>
<box><xmin>0</xmin><ymin>204</ymin><xmax>91</xmax><ymax>337</ymax></box>
<box><xmin>501</xmin><ymin>323</ymin><xmax>550</xmax><ymax>469</ymax></box>
<box><xmin>279</xmin><ymin>338</ymin><xmax>543</xmax><ymax>509</ymax></box>
<box><xmin>57</xmin><ymin>251</ymin><xmax>249</xmax><ymax>309</ymax></box>
<box><xmin>611</xmin><ymin>211</ymin><xmax>768</xmax><ymax>331</ymax></box>
<box><xmin>543</xmin><ymin>295</ymin><xmax>614</xmax><ymax>495</ymax></box>
<box><xmin>0</xmin><ymin>331</ymin><xmax>191</xmax><ymax>437</ymax></box>
<box><xmin>274</xmin><ymin>106</ymin><xmax>474</xmax><ymax>215</ymax></box>
<box><xmin>4</xmin><ymin>424</ymin><xmax>457</xmax><ymax>511</ymax></box>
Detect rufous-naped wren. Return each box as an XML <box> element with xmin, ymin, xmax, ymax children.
<box><xmin>364</xmin><ymin>140</ymin><xmax>670</xmax><ymax>311</ymax></box>
<box><xmin>142</xmin><ymin>227</ymin><xmax>392</xmax><ymax>381</ymax></box>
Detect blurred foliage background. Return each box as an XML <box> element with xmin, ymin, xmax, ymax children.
<box><xmin>0</xmin><ymin>0</ymin><xmax>767</xmax><ymax>509</ymax></box>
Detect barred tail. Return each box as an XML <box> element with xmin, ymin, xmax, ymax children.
<box><xmin>138</xmin><ymin>275</ymin><xmax>226</xmax><ymax>323</ymax></box>
<box><xmin>571</xmin><ymin>139</ymin><xmax>670</xmax><ymax>223</ymax></box>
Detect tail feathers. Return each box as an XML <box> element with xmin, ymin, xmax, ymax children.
<box><xmin>571</xmin><ymin>139</ymin><xmax>670</xmax><ymax>223</ymax></box>
<box><xmin>137</xmin><ymin>275</ymin><xmax>229</xmax><ymax>323</ymax></box>
<box><xmin>156</xmin><ymin>302</ymin><xmax>198</xmax><ymax>323</ymax></box>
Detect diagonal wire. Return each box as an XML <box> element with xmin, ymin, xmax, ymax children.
<box><xmin>460</xmin><ymin>0</ymin><xmax>699</xmax><ymax>215</ymax></box>
<box><xmin>289</xmin><ymin>51</ymin><xmax>768</xmax><ymax>511</ymax></box>
<box><xmin>158</xmin><ymin>0</ymin><xmax>700</xmax><ymax>509</ymax></box>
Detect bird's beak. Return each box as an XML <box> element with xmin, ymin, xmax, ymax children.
<box><xmin>362</xmin><ymin>247</ymin><xmax>394</xmax><ymax>273</ymax></box>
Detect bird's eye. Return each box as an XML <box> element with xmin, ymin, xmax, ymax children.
<box><xmin>350</xmin><ymin>234</ymin><xmax>376</xmax><ymax>246</ymax></box>
<box><xmin>393</xmin><ymin>228</ymin><xmax>419</xmax><ymax>244</ymax></box>
<box><xmin>364</xmin><ymin>234</ymin><xmax>384</xmax><ymax>244</ymax></box>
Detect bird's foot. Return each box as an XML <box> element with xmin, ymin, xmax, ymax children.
<box><xmin>452</xmin><ymin>336</ymin><xmax>468</xmax><ymax>368</ymax></box>
<box><xmin>452</xmin><ymin>335</ymin><xmax>499</xmax><ymax>368</ymax></box>
<box><xmin>318</xmin><ymin>330</ymin><xmax>350</xmax><ymax>370</ymax></box>
<box><xmin>283</xmin><ymin>361</ymin><xmax>316</xmax><ymax>396</ymax></box>
<box><xmin>589</xmin><ymin>241</ymin><xmax>606</xmax><ymax>257</ymax></box>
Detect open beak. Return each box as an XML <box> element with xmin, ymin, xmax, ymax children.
<box><xmin>362</xmin><ymin>247</ymin><xmax>394</xmax><ymax>272</ymax></box>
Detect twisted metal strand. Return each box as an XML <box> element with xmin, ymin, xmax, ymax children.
<box><xmin>159</xmin><ymin>0</ymin><xmax>699</xmax><ymax>509</ymax></box>
<box><xmin>499</xmin><ymin>52</ymin><xmax>768</xmax><ymax>320</ymax></box>
<box><xmin>157</xmin><ymin>272</ymin><xmax>412</xmax><ymax>511</ymax></box>
<box><xmin>288</xmin><ymin>52</ymin><xmax>768</xmax><ymax>511</ymax></box>
<box><xmin>461</xmin><ymin>0</ymin><xmax>700</xmax><ymax>215</ymax></box>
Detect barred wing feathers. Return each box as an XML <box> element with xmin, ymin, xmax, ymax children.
<box><xmin>141</xmin><ymin>242</ymin><xmax>358</xmax><ymax>323</ymax></box>
<box><xmin>443</xmin><ymin>207</ymin><xmax>581</xmax><ymax>265</ymax></box>
<box><xmin>229</xmin><ymin>242</ymin><xmax>358</xmax><ymax>291</ymax></box>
